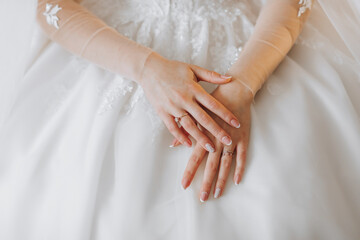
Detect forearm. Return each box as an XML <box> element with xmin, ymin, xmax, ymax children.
<box><xmin>37</xmin><ymin>0</ymin><xmax>154</xmax><ymax>82</ymax></box>
<box><xmin>227</xmin><ymin>0</ymin><xmax>312</xmax><ymax>96</ymax></box>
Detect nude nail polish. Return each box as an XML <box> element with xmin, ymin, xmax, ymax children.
<box><xmin>221</xmin><ymin>74</ymin><xmax>232</xmax><ymax>79</ymax></box>
<box><xmin>169</xmin><ymin>138</ymin><xmax>178</xmax><ymax>148</ymax></box>
<box><xmin>231</xmin><ymin>119</ymin><xmax>241</xmax><ymax>128</ymax></box>
<box><xmin>200</xmin><ymin>192</ymin><xmax>208</xmax><ymax>202</ymax></box>
<box><xmin>205</xmin><ymin>144</ymin><xmax>215</xmax><ymax>153</ymax></box>
<box><xmin>181</xmin><ymin>178</ymin><xmax>189</xmax><ymax>190</ymax></box>
<box><xmin>222</xmin><ymin>136</ymin><xmax>232</xmax><ymax>146</ymax></box>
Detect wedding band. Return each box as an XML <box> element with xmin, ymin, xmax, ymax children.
<box><xmin>222</xmin><ymin>150</ymin><xmax>234</xmax><ymax>156</ymax></box>
<box><xmin>174</xmin><ymin>112</ymin><xmax>189</xmax><ymax>123</ymax></box>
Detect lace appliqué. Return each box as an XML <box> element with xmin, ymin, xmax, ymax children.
<box><xmin>43</xmin><ymin>3</ymin><xmax>62</xmax><ymax>29</ymax></box>
<box><xmin>81</xmin><ymin>0</ymin><xmax>259</xmax><ymax>75</ymax></box>
<box><xmin>298</xmin><ymin>0</ymin><xmax>312</xmax><ymax>17</ymax></box>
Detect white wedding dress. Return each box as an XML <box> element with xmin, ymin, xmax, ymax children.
<box><xmin>0</xmin><ymin>0</ymin><xmax>360</xmax><ymax>239</ymax></box>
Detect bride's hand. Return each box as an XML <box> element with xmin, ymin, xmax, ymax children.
<box><xmin>176</xmin><ymin>78</ymin><xmax>253</xmax><ymax>202</ymax></box>
<box><xmin>139</xmin><ymin>52</ymin><xmax>242</xmax><ymax>152</ymax></box>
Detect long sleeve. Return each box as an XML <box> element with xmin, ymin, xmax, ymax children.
<box><xmin>36</xmin><ymin>0</ymin><xmax>154</xmax><ymax>82</ymax></box>
<box><xmin>227</xmin><ymin>0</ymin><xmax>313</xmax><ymax>96</ymax></box>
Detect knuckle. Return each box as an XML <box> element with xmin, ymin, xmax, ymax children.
<box><xmin>184</xmin><ymin>169</ymin><xmax>194</xmax><ymax>178</ymax></box>
<box><xmin>222</xmin><ymin>158</ymin><xmax>232</xmax><ymax>169</ymax></box>
<box><xmin>174</xmin><ymin>91</ymin><xmax>188</xmax><ymax>102</ymax></box>
<box><xmin>197</xmin><ymin>112</ymin><xmax>210</xmax><ymax>124</ymax></box>
<box><xmin>202</xmin><ymin>181</ymin><xmax>212</xmax><ymax>190</ymax></box>
<box><xmin>200</xmin><ymin>135</ymin><xmax>210</xmax><ymax>145</ymax></box>
<box><xmin>191</xmin><ymin>155</ymin><xmax>202</xmax><ymax>165</ymax></box>
<box><xmin>207</xmin><ymin>161</ymin><xmax>218</xmax><ymax>173</ymax></box>
<box><xmin>167</xmin><ymin>124</ymin><xmax>178</xmax><ymax>134</ymax></box>
<box><xmin>207</xmin><ymin>98</ymin><xmax>219</xmax><ymax>109</ymax></box>
<box><xmin>235</xmin><ymin>166</ymin><xmax>243</xmax><ymax>174</ymax></box>
<box><xmin>215</xmin><ymin>129</ymin><xmax>226</xmax><ymax>139</ymax></box>
<box><xmin>181</xmin><ymin>119</ymin><xmax>193</xmax><ymax>129</ymax></box>
<box><xmin>210</xmin><ymin>71</ymin><xmax>218</xmax><ymax>80</ymax></box>
<box><xmin>217</xmin><ymin>178</ymin><xmax>226</xmax><ymax>187</ymax></box>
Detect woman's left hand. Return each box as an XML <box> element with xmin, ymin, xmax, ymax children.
<box><xmin>173</xmin><ymin>78</ymin><xmax>254</xmax><ymax>202</ymax></box>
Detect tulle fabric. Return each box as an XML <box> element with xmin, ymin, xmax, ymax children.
<box><xmin>0</xmin><ymin>0</ymin><xmax>360</xmax><ymax>239</ymax></box>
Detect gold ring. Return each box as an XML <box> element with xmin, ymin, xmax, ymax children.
<box><xmin>222</xmin><ymin>150</ymin><xmax>235</xmax><ymax>156</ymax></box>
<box><xmin>174</xmin><ymin>112</ymin><xmax>189</xmax><ymax>123</ymax></box>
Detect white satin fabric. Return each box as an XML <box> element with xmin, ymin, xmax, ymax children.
<box><xmin>0</xmin><ymin>0</ymin><xmax>360</xmax><ymax>239</ymax></box>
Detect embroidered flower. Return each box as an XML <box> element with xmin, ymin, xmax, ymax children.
<box><xmin>298</xmin><ymin>0</ymin><xmax>312</xmax><ymax>17</ymax></box>
<box><xmin>43</xmin><ymin>3</ymin><xmax>62</xmax><ymax>29</ymax></box>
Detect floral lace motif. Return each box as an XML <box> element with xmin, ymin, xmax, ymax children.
<box><xmin>43</xmin><ymin>3</ymin><xmax>62</xmax><ymax>29</ymax></box>
<box><xmin>79</xmin><ymin>0</ymin><xmax>260</xmax><ymax>118</ymax></box>
<box><xmin>298</xmin><ymin>0</ymin><xmax>312</xmax><ymax>17</ymax></box>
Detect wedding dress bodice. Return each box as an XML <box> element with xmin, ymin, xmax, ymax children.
<box><xmin>81</xmin><ymin>0</ymin><xmax>262</xmax><ymax>74</ymax></box>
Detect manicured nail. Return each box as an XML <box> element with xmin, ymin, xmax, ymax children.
<box><xmin>222</xmin><ymin>136</ymin><xmax>232</xmax><ymax>146</ymax></box>
<box><xmin>221</xmin><ymin>74</ymin><xmax>232</xmax><ymax>80</ymax></box>
<box><xmin>200</xmin><ymin>192</ymin><xmax>209</xmax><ymax>202</ymax></box>
<box><xmin>214</xmin><ymin>188</ymin><xmax>221</xmax><ymax>198</ymax></box>
<box><xmin>181</xmin><ymin>178</ymin><xmax>189</xmax><ymax>190</ymax></box>
<box><xmin>205</xmin><ymin>143</ymin><xmax>215</xmax><ymax>153</ymax></box>
<box><xmin>169</xmin><ymin>138</ymin><xmax>177</xmax><ymax>148</ymax></box>
<box><xmin>235</xmin><ymin>174</ymin><xmax>241</xmax><ymax>185</ymax></box>
<box><xmin>231</xmin><ymin>119</ymin><xmax>241</xmax><ymax>128</ymax></box>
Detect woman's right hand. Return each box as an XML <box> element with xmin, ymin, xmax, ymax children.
<box><xmin>138</xmin><ymin>52</ymin><xmax>241</xmax><ymax>152</ymax></box>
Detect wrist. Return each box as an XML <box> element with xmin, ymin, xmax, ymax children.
<box><xmin>138</xmin><ymin>51</ymin><xmax>167</xmax><ymax>86</ymax></box>
<box><xmin>217</xmin><ymin>77</ymin><xmax>255</xmax><ymax>106</ymax></box>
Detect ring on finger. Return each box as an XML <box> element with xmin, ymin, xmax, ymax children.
<box><xmin>174</xmin><ymin>112</ymin><xmax>190</xmax><ymax>124</ymax></box>
<box><xmin>222</xmin><ymin>150</ymin><xmax>235</xmax><ymax>156</ymax></box>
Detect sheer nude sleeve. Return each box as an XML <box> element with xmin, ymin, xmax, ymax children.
<box><xmin>227</xmin><ymin>0</ymin><xmax>313</xmax><ymax>97</ymax></box>
<box><xmin>37</xmin><ymin>0</ymin><xmax>154</xmax><ymax>82</ymax></box>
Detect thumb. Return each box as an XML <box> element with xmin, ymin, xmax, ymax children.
<box><xmin>189</xmin><ymin>64</ymin><xmax>232</xmax><ymax>84</ymax></box>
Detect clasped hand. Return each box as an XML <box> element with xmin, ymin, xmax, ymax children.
<box><xmin>139</xmin><ymin>52</ymin><xmax>253</xmax><ymax>202</ymax></box>
<box><xmin>139</xmin><ymin>52</ymin><xmax>242</xmax><ymax>152</ymax></box>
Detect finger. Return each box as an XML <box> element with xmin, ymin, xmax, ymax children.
<box><xmin>172</xmin><ymin>120</ymin><xmax>202</xmax><ymax>148</ymax></box>
<box><xmin>199</xmin><ymin>147</ymin><xmax>222</xmax><ymax>202</ymax></box>
<box><xmin>187</xmin><ymin>104</ymin><xmax>233</xmax><ymax>146</ymax></box>
<box><xmin>169</xmin><ymin>126</ymin><xmax>189</xmax><ymax>148</ymax></box>
<box><xmin>189</xmin><ymin>64</ymin><xmax>233</xmax><ymax>84</ymax></box>
<box><xmin>234</xmin><ymin>141</ymin><xmax>248</xmax><ymax>185</ymax></box>
<box><xmin>160</xmin><ymin>111</ymin><xmax>192</xmax><ymax>148</ymax></box>
<box><xmin>181</xmin><ymin>143</ymin><xmax>207</xmax><ymax>189</ymax></box>
<box><xmin>214</xmin><ymin>145</ymin><xmax>236</xmax><ymax>199</ymax></box>
<box><xmin>196</xmin><ymin>90</ymin><xmax>241</xmax><ymax>129</ymax></box>
<box><xmin>179</xmin><ymin>115</ymin><xmax>216</xmax><ymax>152</ymax></box>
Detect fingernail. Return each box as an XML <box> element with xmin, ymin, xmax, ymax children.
<box><xmin>181</xmin><ymin>178</ymin><xmax>189</xmax><ymax>190</ymax></box>
<box><xmin>221</xmin><ymin>74</ymin><xmax>232</xmax><ymax>80</ymax></box>
<box><xmin>231</xmin><ymin>119</ymin><xmax>241</xmax><ymax>128</ymax></box>
<box><xmin>205</xmin><ymin>143</ymin><xmax>215</xmax><ymax>153</ymax></box>
<box><xmin>235</xmin><ymin>174</ymin><xmax>241</xmax><ymax>185</ymax></box>
<box><xmin>222</xmin><ymin>136</ymin><xmax>232</xmax><ymax>146</ymax></box>
<box><xmin>214</xmin><ymin>188</ymin><xmax>221</xmax><ymax>198</ymax></box>
<box><xmin>200</xmin><ymin>192</ymin><xmax>209</xmax><ymax>202</ymax></box>
<box><xmin>169</xmin><ymin>138</ymin><xmax>177</xmax><ymax>148</ymax></box>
